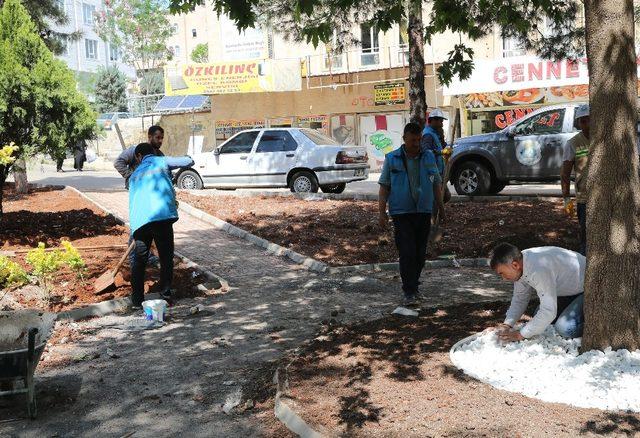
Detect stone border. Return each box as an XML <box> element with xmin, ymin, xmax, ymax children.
<box><xmin>179</xmin><ymin>198</ymin><xmax>492</xmax><ymax>275</ymax></box>
<box><xmin>180</xmin><ymin>188</ymin><xmax>563</xmax><ymax>204</ymax></box>
<box><xmin>177</xmin><ymin>201</ymin><xmax>329</xmax><ymax>273</ymax></box>
<box><xmin>274</xmin><ymin>363</ymin><xmax>324</xmax><ymax>438</ymax></box>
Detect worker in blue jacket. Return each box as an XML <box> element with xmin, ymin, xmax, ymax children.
<box><xmin>128</xmin><ymin>142</ymin><xmax>194</xmax><ymax>308</ymax></box>
<box><xmin>379</xmin><ymin>123</ymin><xmax>446</xmax><ymax>305</ymax></box>
<box><xmin>421</xmin><ymin>108</ymin><xmax>448</xmax><ymax>177</ymax></box>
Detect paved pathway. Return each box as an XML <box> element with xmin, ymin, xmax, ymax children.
<box><xmin>1</xmin><ymin>191</ymin><xmax>511</xmax><ymax>437</ymax></box>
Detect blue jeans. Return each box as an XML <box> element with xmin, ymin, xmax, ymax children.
<box><xmin>554</xmin><ymin>293</ymin><xmax>584</xmax><ymax>338</ymax></box>
<box><xmin>577</xmin><ymin>203</ymin><xmax>586</xmax><ymax>256</ymax></box>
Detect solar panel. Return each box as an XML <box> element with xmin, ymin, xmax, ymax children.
<box><xmin>154</xmin><ymin>96</ymin><xmax>184</xmax><ymax>111</ymax></box>
<box><xmin>178</xmin><ymin>95</ymin><xmax>208</xmax><ymax>109</ymax></box>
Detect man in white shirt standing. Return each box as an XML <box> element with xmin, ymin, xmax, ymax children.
<box><xmin>488</xmin><ymin>243</ymin><xmax>586</xmax><ymax>343</ymax></box>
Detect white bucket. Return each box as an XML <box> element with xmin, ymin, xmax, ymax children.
<box><xmin>142</xmin><ymin>299</ymin><xmax>168</xmax><ymax>322</ymax></box>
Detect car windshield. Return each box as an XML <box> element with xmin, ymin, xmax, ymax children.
<box><xmin>98</xmin><ymin>113</ymin><xmax>114</xmax><ymax>120</ymax></box>
<box><xmin>300</xmin><ymin>129</ymin><xmax>339</xmax><ymax>145</ymax></box>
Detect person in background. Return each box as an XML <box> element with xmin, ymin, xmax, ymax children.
<box><xmin>114</xmin><ymin>125</ymin><xmax>165</xmax><ymax>189</ymax></box>
<box><xmin>488</xmin><ymin>243</ymin><xmax>585</xmax><ymax>343</ymax></box>
<box><xmin>128</xmin><ymin>142</ymin><xmax>194</xmax><ymax>308</ymax></box>
<box><xmin>421</xmin><ymin>109</ymin><xmax>448</xmax><ymax>178</ymax></box>
<box><xmin>379</xmin><ymin>122</ymin><xmax>446</xmax><ymax>305</ymax></box>
<box><xmin>73</xmin><ymin>138</ymin><xmax>87</xmax><ymax>172</ymax></box>
<box><xmin>561</xmin><ymin>104</ymin><xmax>590</xmax><ymax>255</ymax></box>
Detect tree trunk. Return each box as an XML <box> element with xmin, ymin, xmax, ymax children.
<box><xmin>582</xmin><ymin>0</ymin><xmax>640</xmax><ymax>352</ymax></box>
<box><xmin>12</xmin><ymin>157</ymin><xmax>28</xmax><ymax>194</ymax></box>
<box><xmin>408</xmin><ymin>0</ymin><xmax>427</xmax><ymax>127</ymax></box>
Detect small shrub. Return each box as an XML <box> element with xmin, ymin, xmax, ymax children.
<box><xmin>0</xmin><ymin>256</ymin><xmax>28</xmax><ymax>288</ymax></box>
<box><xmin>61</xmin><ymin>241</ymin><xmax>87</xmax><ymax>278</ymax></box>
<box><xmin>25</xmin><ymin>242</ymin><xmax>64</xmax><ymax>284</ymax></box>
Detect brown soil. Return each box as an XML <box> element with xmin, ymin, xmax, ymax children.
<box><xmin>282</xmin><ymin>301</ymin><xmax>640</xmax><ymax>437</ymax></box>
<box><xmin>178</xmin><ymin>194</ymin><xmax>579</xmax><ymax>266</ymax></box>
<box><xmin>1</xmin><ymin>187</ymin><xmax>205</xmax><ymax>312</ymax></box>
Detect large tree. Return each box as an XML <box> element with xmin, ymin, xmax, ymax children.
<box><xmin>0</xmin><ymin>0</ymin><xmax>96</xmax><ymax>212</ymax></box>
<box><xmin>581</xmin><ymin>0</ymin><xmax>640</xmax><ymax>351</ymax></box>
<box><xmin>170</xmin><ymin>0</ymin><xmax>640</xmax><ymax>351</ymax></box>
<box><xmin>95</xmin><ymin>0</ymin><xmax>175</xmax><ymax>73</ymax></box>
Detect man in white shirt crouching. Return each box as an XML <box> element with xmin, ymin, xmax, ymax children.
<box><xmin>488</xmin><ymin>243</ymin><xmax>585</xmax><ymax>343</ymax></box>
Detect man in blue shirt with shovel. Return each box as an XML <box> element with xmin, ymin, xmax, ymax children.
<box><xmin>379</xmin><ymin>123</ymin><xmax>446</xmax><ymax>305</ymax></box>
<box><xmin>128</xmin><ymin>143</ymin><xmax>194</xmax><ymax>308</ymax></box>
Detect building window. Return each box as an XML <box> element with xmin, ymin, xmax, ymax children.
<box><xmin>398</xmin><ymin>21</ymin><xmax>409</xmax><ymax>65</ymax></box>
<box><xmin>56</xmin><ymin>0</ymin><xmax>65</xmax><ymax>13</ymax></box>
<box><xmin>85</xmin><ymin>39</ymin><xmax>98</xmax><ymax>60</ymax></box>
<box><xmin>502</xmin><ymin>37</ymin><xmax>525</xmax><ymax>58</ymax></box>
<box><xmin>109</xmin><ymin>45</ymin><xmax>119</xmax><ymax>62</ymax></box>
<box><xmin>360</xmin><ymin>23</ymin><xmax>380</xmax><ymax>66</ymax></box>
<box><xmin>82</xmin><ymin>3</ymin><xmax>96</xmax><ymax>26</ymax></box>
<box><xmin>192</xmin><ymin>28</ymin><xmax>197</xmax><ymax>38</ymax></box>
<box><xmin>172</xmin><ymin>23</ymin><xmax>178</xmax><ymax>33</ymax></box>
<box><xmin>173</xmin><ymin>45</ymin><xmax>181</xmax><ymax>57</ymax></box>
<box><xmin>60</xmin><ymin>40</ymin><xmax>69</xmax><ymax>56</ymax></box>
<box><xmin>323</xmin><ymin>31</ymin><xmax>343</xmax><ymax>71</ymax></box>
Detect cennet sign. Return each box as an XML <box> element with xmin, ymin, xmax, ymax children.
<box><xmin>444</xmin><ymin>56</ymin><xmax>591</xmax><ymax>95</ymax></box>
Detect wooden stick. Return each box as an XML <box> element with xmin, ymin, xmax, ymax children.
<box><xmin>1</xmin><ymin>244</ymin><xmax>128</xmax><ymax>256</ymax></box>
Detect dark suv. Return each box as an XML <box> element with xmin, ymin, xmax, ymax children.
<box><xmin>448</xmin><ymin>104</ymin><xmax>581</xmax><ymax>195</ymax></box>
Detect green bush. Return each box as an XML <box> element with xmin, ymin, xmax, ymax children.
<box><xmin>25</xmin><ymin>242</ymin><xmax>63</xmax><ymax>283</ymax></box>
<box><xmin>0</xmin><ymin>256</ymin><xmax>28</xmax><ymax>288</ymax></box>
<box><xmin>61</xmin><ymin>241</ymin><xmax>86</xmax><ymax>278</ymax></box>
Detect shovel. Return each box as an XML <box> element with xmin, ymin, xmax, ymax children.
<box><xmin>94</xmin><ymin>241</ymin><xmax>135</xmax><ymax>294</ymax></box>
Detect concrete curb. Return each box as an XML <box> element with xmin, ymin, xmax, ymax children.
<box><xmin>180</xmin><ymin>189</ymin><xmax>563</xmax><ymax>203</ymax></box>
<box><xmin>178</xmin><ymin>201</ymin><xmax>329</xmax><ymax>273</ymax></box>
<box><xmin>273</xmin><ymin>365</ymin><xmax>324</xmax><ymax>438</ymax></box>
<box><xmin>56</xmin><ymin>292</ymin><xmax>160</xmax><ymax>321</ymax></box>
<box><xmin>327</xmin><ymin>257</ymin><xmax>489</xmax><ymax>274</ymax></box>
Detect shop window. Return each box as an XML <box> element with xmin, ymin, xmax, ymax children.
<box><xmin>256</xmin><ymin>131</ymin><xmax>298</xmax><ymax>153</ymax></box>
<box><xmin>502</xmin><ymin>37</ymin><xmax>525</xmax><ymax>58</ymax></box>
<box><xmin>360</xmin><ymin>23</ymin><xmax>380</xmax><ymax>66</ymax></box>
<box><xmin>513</xmin><ymin>109</ymin><xmax>566</xmax><ymax>136</ymax></box>
<box><xmin>219</xmin><ymin>131</ymin><xmax>259</xmax><ymax>154</ymax></box>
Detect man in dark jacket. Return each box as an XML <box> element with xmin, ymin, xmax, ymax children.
<box><xmin>114</xmin><ymin>125</ymin><xmax>165</xmax><ymax>188</ymax></box>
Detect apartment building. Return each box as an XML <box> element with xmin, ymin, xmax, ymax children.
<box><xmin>51</xmin><ymin>0</ymin><xmax>136</xmax><ymax>98</ymax></box>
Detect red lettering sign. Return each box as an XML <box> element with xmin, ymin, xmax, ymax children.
<box><xmin>566</xmin><ymin>60</ymin><xmax>579</xmax><ymax>78</ymax></box>
<box><xmin>495</xmin><ymin>113</ymin><xmax>507</xmax><ymax>129</ymax></box>
<box><xmin>546</xmin><ymin>61</ymin><xmax>561</xmax><ymax>80</ymax></box>
<box><xmin>512</xmin><ymin>64</ymin><xmax>524</xmax><ymax>82</ymax></box>
<box><xmin>494</xmin><ymin>66</ymin><xmax>508</xmax><ymax>84</ymax></box>
<box><xmin>528</xmin><ymin>62</ymin><xmax>543</xmax><ymax>81</ymax></box>
<box><xmin>494</xmin><ymin>108</ymin><xmax>537</xmax><ymax>129</ymax></box>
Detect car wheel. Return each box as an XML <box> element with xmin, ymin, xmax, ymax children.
<box><xmin>290</xmin><ymin>171</ymin><xmax>319</xmax><ymax>193</ymax></box>
<box><xmin>177</xmin><ymin>170</ymin><xmax>203</xmax><ymax>190</ymax></box>
<box><xmin>320</xmin><ymin>183</ymin><xmax>346</xmax><ymax>194</ymax></box>
<box><xmin>453</xmin><ymin>162</ymin><xmax>491</xmax><ymax>196</ymax></box>
<box><xmin>488</xmin><ymin>180</ymin><xmax>507</xmax><ymax>195</ymax></box>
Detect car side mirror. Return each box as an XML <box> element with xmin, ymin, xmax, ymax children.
<box><xmin>213</xmin><ymin>147</ymin><xmax>221</xmax><ymax>156</ymax></box>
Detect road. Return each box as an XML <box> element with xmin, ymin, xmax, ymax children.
<box><xmin>17</xmin><ymin>164</ymin><xmax>568</xmax><ymax>197</ymax></box>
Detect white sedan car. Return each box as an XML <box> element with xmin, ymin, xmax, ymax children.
<box><xmin>175</xmin><ymin>128</ymin><xmax>370</xmax><ymax>193</ymax></box>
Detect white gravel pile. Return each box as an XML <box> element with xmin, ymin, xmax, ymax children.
<box><xmin>450</xmin><ymin>327</ymin><xmax>640</xmax><ymax>412</ymax></box>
